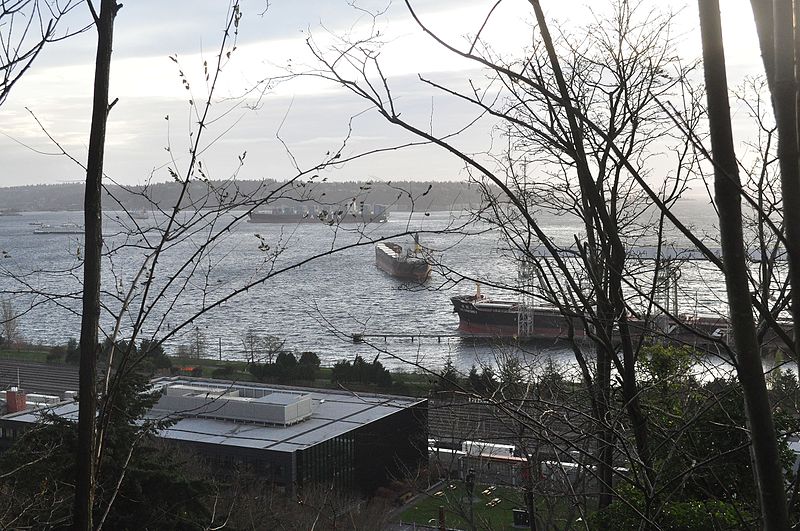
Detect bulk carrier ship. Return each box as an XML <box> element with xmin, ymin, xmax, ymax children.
<box><xmin>450</xmin><ymin>287</ymin><xmax>586</xmax><ymax>339</ymax></box>
<box><xmin>375</xmin><ymin>241</ymin><xmax>431</xmax><ymax>282</ymax></box>
<box><xmin>450</xmin><ymin>286</ymin><xmax>792</xmax><ymax>351</ymax></box>
<box><xmin>248</xmin><ymin>203</ymin><xmax>388</xmax><ymax>224</ymax></box>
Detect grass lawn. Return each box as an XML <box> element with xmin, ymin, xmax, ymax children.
<box><xmin>0</xmin><ymin>348</ymin><xmax>52</xmax><ymax>363</ymax></box>
<box><xmin>399</xmin><ymin>482</ymin><xmax>526</xmax><ymax>530</ymax></box>
<box><xmin>399</xmin><ymin>481</ymin><xmax>581</xmax><ymax>530</ymax></box>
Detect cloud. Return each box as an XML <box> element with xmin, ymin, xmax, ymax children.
<box><xmin>0</xmin><ymin>0</ymin><xmax>769</xmax><ymax>189</ymax></box>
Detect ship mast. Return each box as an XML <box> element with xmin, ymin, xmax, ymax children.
<box><xmin>517</xmin><ymin>259</ymin><xmax>537</xmax><ymax>338</ymax></box>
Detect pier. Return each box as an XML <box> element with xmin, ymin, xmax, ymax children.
<box><xmin>351</xmin><ymin>333</ymin><xmax>461</xmax><ymax>343</ymax></box>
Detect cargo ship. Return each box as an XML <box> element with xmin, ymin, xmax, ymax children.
<box><xmin>451</xmin><ymin>287</ymin><xmax>725</xmax><ymax>341</ymax></box>
<box><xmin>248</xmin><ymin>204</ymin><xmax>388</xmax><ymax>224</ymax></box>
<box><xmin>33</xmin><ymin>223</ymin><xmax>85</xmax><ymax>235</ymax></box>
<box><xmin>450</xmin><ymin>287</ymin><xmax>585</xmax><ymax>338</ymax></box>
<box><xmin>451</xmin><ymin>287</ymin><xmax>793</xmax><ymax>351</ymax></box>
<box><xmin>375</xmin><ymin>241</ymin><xmax>431</xmax><ymax>282</ymax></box>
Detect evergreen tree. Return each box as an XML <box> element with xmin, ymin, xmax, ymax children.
<box><xmin>0</xmin><ymin>371</ymin><xmax>212</xmax><ymax>528</ymax></box>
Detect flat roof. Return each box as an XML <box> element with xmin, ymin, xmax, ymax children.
<box><xmin>5</xmin><ymin>377</ymin><xmax>426</xmax><ymax>453</ymax></box>
<box><xmin>0</xmin><ymin>360</ymin><xmax>78</xmax><ymax>396</ymax></box>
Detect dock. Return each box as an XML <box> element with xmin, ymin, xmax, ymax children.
<box><xmin>351</xmin><ymin>333</ymin><xmax>461</xmax><ymax>343</ymax></box>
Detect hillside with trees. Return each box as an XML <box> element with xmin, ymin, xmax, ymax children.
<box><xmin>0</xmin><ymin>179</ymin><xmax>486</xmax><ymax>213</ymax></box>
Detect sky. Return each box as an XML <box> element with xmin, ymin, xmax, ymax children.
<box><xmin>0</xmin><ymin>0</ymin><xmax>767</xmax><ymax>188</ymax></box>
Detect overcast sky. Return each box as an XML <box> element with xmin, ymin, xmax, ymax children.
<box><xmin>0</xmin><ymin>0</ymin><xmax>765</xmax><ymax>188</ymax></box>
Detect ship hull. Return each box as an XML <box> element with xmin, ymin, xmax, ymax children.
<box><xmin>451</xmin><ymin>293</ymin><xmax>795</xmax><ymax>352</ymax></box>
<box><xmin>376</xmin><ymin>243</ymin><xmax>431</xmax><ymax>282</ymax></box>
<box><xmin>450</xmin><ymin>295</ymin><xmax>583</xmax><ymax>339</ymax></box>
<box><xmin>33</xmin><ymin>223</ymin><xmax>84</xmax><ymax>235</ymax></box>
<box><xmin>248</xmin><ymin>209</ymin><xmax>387</xmax><ymax>224</ymax></box>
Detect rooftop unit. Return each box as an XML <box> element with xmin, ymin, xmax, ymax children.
<box><xmin>153</xmin><ymin>383</ymin><xmax>313</xmax><ymax>426</ymax></box>
<box><xmin>0</xmin><ymin>388</ymin><xmax>64</xmax><ymax>412</ymax></box>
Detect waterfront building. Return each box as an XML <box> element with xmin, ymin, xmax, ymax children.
<box><xmin>0</xmin><ymin>376</ymin><xmax>428</xmax><ymax>496</ymax></box>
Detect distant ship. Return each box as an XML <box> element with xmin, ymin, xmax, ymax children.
<box><xmin>248</xmin><ymin>204</ymin><xmax>388</xmax><ymax>225</ymax></box>
<box><xmin>0</xmin><ymin>209</ymin><xmax>21</xmax><ymax>217</ymax></box>
<box><xmin>375</xmin><ymin>240</ymin><xmax>431</xmax><ymax>282</ymax></box>
<box><xmin>33</xmin><ymin>223</ymin><xmax>85</xmax><ymax>235</ymax></box>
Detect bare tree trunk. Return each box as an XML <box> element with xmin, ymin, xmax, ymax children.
<box><xmin>596</xmin><ymin>344</ymin><xmax>614</xmax><ymax>509</ymax></box>
<box><xmin>74</xmin><ymin>1</ymin><xmax>118</xmax><ymax>529</ymax></box>
<box><xmin>749</xmin><ymin>0</ymin><xmax>800</xmax><ymax>357</ymax></box>
<box><xmin>795</xmin><ymin>0</ymin><xmax>800</xmax><ymax>147</ymax></box>
<box><xmin>749</xmin><ymin>0</ymin><xmax>775</xmax><ymax>91</ymax></box>
<box><xmin>1</xmin><ymin>299</ymin><xmax>18</xmax><ymax>344</ymax></box>
<box><xmin>529</xmin><ymin>0</ymin><xmax>654</xmax><ymax>507</ymax></box>
<box><xmin>528</xmin><ymin>0</ymin><xmax>616</xmax><ymax>509</ymax></box>
<box><xmin>698</xmin><ymin>1</ymin><xmax>788</xmax><ymax>528</ymax></box>
<box><xmin>772</xmin><ymin>0</ymin><xmax>800</xmax><ymax>357</ymax></box>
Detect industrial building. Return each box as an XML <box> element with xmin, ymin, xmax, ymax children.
<box><xmin>0</xmin><ymin>376</ymin><xmax>428</xmax><ymax>496</ymax></box>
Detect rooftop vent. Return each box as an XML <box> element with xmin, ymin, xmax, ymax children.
<box><xmin>154</xmin><ymin>383</ymin><xmax>313</xmax><ymax>426</ymax></box>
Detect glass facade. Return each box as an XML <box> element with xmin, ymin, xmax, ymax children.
<box><xmin>354</xmin><ymin>400</ymin><xmax>428</xmax><ymax>496</ymax></box>
<box><xmin>296</xmin><ymin>433</ymin><xmax>356</xmax><ymax>493</ymax></box>
<box><xmin>296</xmin><ymin>400</ymin><xmax>428</xmax><ymax>496</ymax></box>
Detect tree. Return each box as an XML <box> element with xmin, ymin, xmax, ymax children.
<box><xmin>331</xmin><ymin>356</ymin><xmax>393</xmax><ymax>388</ymax></box>
<box><xmin>74</xmin><ymin>1</ymin><xmax>119</xmax><ymax>528</ymax></box>
<box><xmin>591</xmin><ymin>343</ymin><xmax>799</xmax><ymax>528</ymax></box>
<box><xmin>0</xmin><ymin>370</ymin><xmax>216</xmax><ymax>529</ymax></box>
<box><xmin>64</xmin><ymin>337</ymin><xmax>80</xmax><ymax>364</ymax></box>
<box><xmin>312</xmin><ymin>0</ymin><xmax>698</xmax><ymax>517</ymax></box>
<box><xmin>0</xmin><ymin>298</ymin><xmax>18</xmax><ymax>345</ymax></box>
<box><xmin>311</xmin><ymin>0</ymin><xmax>799</xmax><ymax>526</ymax></box>
<box><xmin>274</xmin><ymin>350</ymin><xmax>296</xmax><ymax>368</ymax></box>
<box><xmin>241</xmin><ymin>327</ymin><xmax>262</xmax><ymax>365</ymax></box>
<box><xmin>139</xmin><ymin>339</ymin><xmax>171</xmax><ymax>370</ymax></box>
<box><xmin>297</xmin><ymin>351</ymin><xmax>321</xmax><ymax>380</ymax></box>
<box><xmin>0</xmin><ymin>0</ymin><xmax>85</xmax><ymax>106</ymax></box>
<box><xmin>241</xmin><ymin>328</ymin><xmax>285</xmax><ymax>365</ymax></box>
<box><xmin>747</xmin><ymin>0</ymin><xmax>800</xmax><ymax>358</ymax></box>
<box><xmin>698</xmin><ymin>2</ymin><xmax>788</xmax><ymax>527</ymax></box>
<box><xmin>467</xmin><ymin>365</ymin><xmax>498</xmax><ymax>395</ymax></box>
<box><xmin>433</xmin><ymin>355</ymin><xmax>460</xmax><ymax>393</ymax></box>
<box><xmin>188</xmin><ymin>327</ymin><xmax>207</xmax><ymax>360</ymax></box>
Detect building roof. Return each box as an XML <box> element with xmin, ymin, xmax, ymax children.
<box><xmin>0</xmin><ymin>360</ymin><xmax>78</xmax><ymax>396</ymax></box>
<box><xmin>4</xmin><ymin>376</ymin><xmax>426</xmax><ymax>453</ymax></box>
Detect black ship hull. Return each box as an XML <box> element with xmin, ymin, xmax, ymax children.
<box><xmin>450</xmin><ymin>294</ymin><xmax>584</xmax><ymax>339</ymax></box>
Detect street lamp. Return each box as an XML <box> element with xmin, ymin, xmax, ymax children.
<box><xmin>465</xmin><ymin>467</ymin><xmax>476</xmax><ymax>529</ymax></box>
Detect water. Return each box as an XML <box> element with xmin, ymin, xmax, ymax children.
<box><xmin>0</xmin><ymin>210</ymin><xmax>511</xmax><ymax>369</ymax></box>
<box><xmin>0</xmin><ymin>206</ymin><xmax>784</xmax><ymax>376</ymax></box>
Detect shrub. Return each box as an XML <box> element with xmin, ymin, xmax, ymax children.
<box><xmin>212</xmin><ymin>364</ymin><xmax>234</xmax><ymax>378</ymax></box>
<box><xmin>248</xmin><ymin>351</ymin><xmax>321</xmax><ymax>382</ymax></box>
<box><xmin>64</xmin><ymin>338</ymin><xmax>79</xmax><ymax>365</ymax></box>
<box><xmin>587</xmin><ymin>488</ymin><xmax>745</xmax><ymax>530</ymax></box>
<box><xmin>331</xmin><ymin>356</ymin><xmax>392</xmax><ymax>387</ymax></box>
